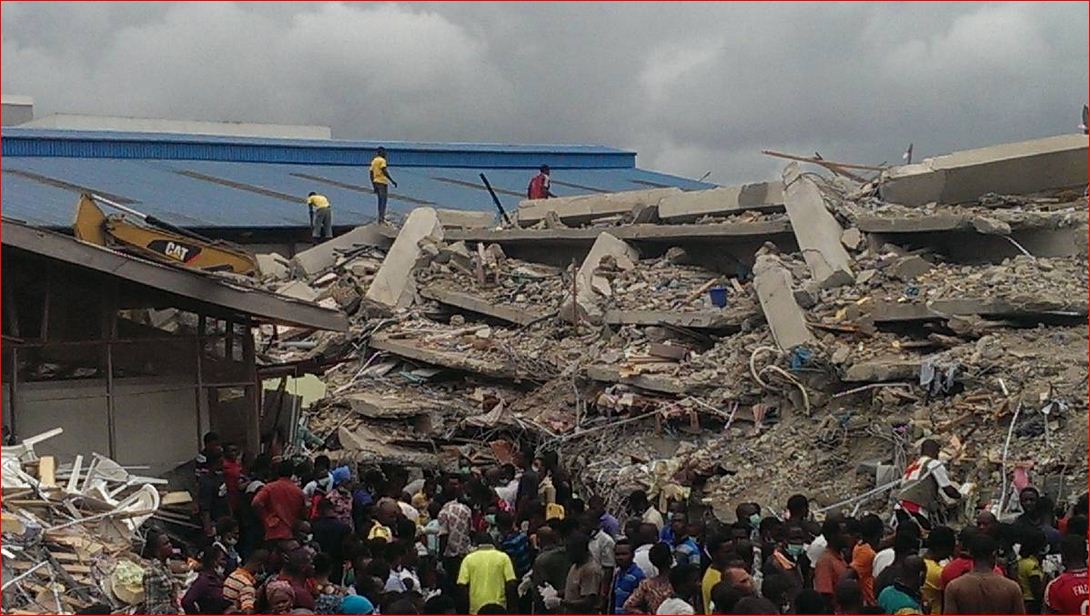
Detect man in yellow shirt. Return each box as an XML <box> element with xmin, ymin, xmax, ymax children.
<box><xmin>920</xmin><ymin>525</ymin><xmax>955</xmax><ymax>614</ymax></box>
<box><xmin>369</xmin><ymin>147</ymin><xmax>398</xmax><ymax>224</ymax></box>
<box><xmin>702</xmin><ymin>536</ymin><xmax>732</xmax><ymax>613</ymax></box>
<box><xmin>456</xmin><ymin>532</ymin><xmax>517</xmax><ymax>614</ymax></box>
<box><xmin>305</xmin><ymin>192</ymin><xmax>332</xmax><ymax>243</ymax></box>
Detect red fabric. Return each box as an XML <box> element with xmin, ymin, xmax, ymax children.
<box><xmin>1046</xmin><ymin>569</ymin><xmax>1088</xmax><ymax>615</ymax></box>
<box><xmin>814</xmin><ymin>549</ymin><xmax>849</xmax><ymax>596</ymax></box>
<box><xmin>528</xmin><ymin>174</ymin><xmax>548</xmax><ymax>199</ymax></box>
<box><xmin>252</xmin><ymin>478</ymin><xmax>306</xmax><ymax>541</ymax></box>
<box><xmin>939</xmin><ymin>556</ymin><xmax>1005</xmax><ymax>588</ymax></box>
<box><xmin>223</xmin><ymin>459</ymin><xmax>242</xmax><ymax>513</ymax></box>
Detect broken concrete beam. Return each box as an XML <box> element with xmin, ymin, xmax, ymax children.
<box><xmin>870</xmin><ymin>297</ymin><xmax>1089</xmax><ymax>323</ymax></box>
<box><xmin>255</xmin><ymin>253</ymin><xmax>291</xmax><ymax>280</ymax></box>
<box><xmin>434</xmin><ymin>209</ymin><xmax>495</xmax><ymax>229</ymax></box>
<box><xmin>275</xmin><ymin>280</ymin><xmax>319</xmax><ymax>302</ymax></box>
<box><xmin>890</xmin><ymin>255</ymin><xmax>933</xmax><ymax>281</ymax></box>
<box><xmin>843</xmin><ymin>358</ymin><xmax>921</xmax><ymax>382</ymax></box>
<box><xmin>782</xmin><ymin>163</ymin><xmax>854</xmax><ymax>287</ymax></box>
<box><xmin>517</xmin><ymin>188</ymin><xmax>681</xmax><ymax>226</ymax></box>
<box><xmin>753</xmin><ymin>253</ymin><xmax>815</xmax><ymax>351</ymax></box>
<box><xmin>291</xmin><ymin>224</ymin><xmax>391</xmax><ymax>277</ymax></box>
<box><xmin>560</xmin><ymin>232</ymin><xmax>639</xmax><ymax>324</ymax></box>
<box><xmin>420</xmin><ymin>285</ymin><xmax>551</xmax><ymax>326</ymax></box>
<box><xmin>602</xmin><ymin>309</ymin><xmax>747</xmax><ymax>332</ymax></box>
<box><xmin>585</xmin><ymin>364</ymin><xmax>694</xmax><ymax>395</ymax></box>
<box><xmin>345</xmin><ymin>391</ymin><xmax>436</xmax><ymax>418</ymax></box>
<box><xmin>369</xmin><ymin>335</ymin><xmax>520</xmax><ymax>379</ymax></box>
<box><xmin>880</xmin><ymin>134</ymin><xmax>1089</xmax><ymax>206</ymax></box>
<box><xmin>365</xmin><ymin>208</ymin><xmax>444</xmax><ymax>310</ymax></box>
<box><xmin>657</xmin><ymin>182</ymin><xmax>784</xmax><ymax>223</ymax></box>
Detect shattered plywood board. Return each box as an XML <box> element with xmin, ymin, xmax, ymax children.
<box><xmin>421</xmin><ymin>285</ymin><xmax>551</xmax><ymax>326</ymax></box>
<box><xmin>365</xmin><ymin>207</ymin><xmax>444</xmax><ymax>309</ymax></box>
<box><xmin>369</xmin><ymin>334</ymin><xmax>522</xmax><ymax>380</ymax></box>
<box><xmin>781</xmin><ymin>163</ymin><xmax>854</xmax><ymax>287</ymax></box>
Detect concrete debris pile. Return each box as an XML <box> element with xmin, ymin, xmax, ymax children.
<box><xmin>1</xmin><ymin>429</ymin><xmax>193</xmax><ymax>614</ymax></box>
<box><xmin>255</xmin><ymin>136</ymin><xmax>1088</xmax><ymax>523</ymax></box>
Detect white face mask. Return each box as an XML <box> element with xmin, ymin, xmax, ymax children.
<box><xmin>214</xmin><ymin>566</ymin><xmax>225</xmax><ymax>576</ymax></box>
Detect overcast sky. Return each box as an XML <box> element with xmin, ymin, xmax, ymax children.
<box><xmin>3</xmin><ymin>2</ymin><xmax>1087</xmax><ymax>183</ymax></box>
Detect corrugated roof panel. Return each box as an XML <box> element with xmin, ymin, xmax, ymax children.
<box><xmin>2</xmin><ymin>153</ymin><xmax>715</xmax><ymax>230</ymax></box>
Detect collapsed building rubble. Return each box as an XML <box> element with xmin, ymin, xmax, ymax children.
<box><xmin>251</xmin><ymin>136</ymin><xmax>1088</xmax><ymax>527</ymax></box>
<box><xmin>6</xmin><ymin>134</ymin><xmax>1085</xmax><ymax>612</ymax></box>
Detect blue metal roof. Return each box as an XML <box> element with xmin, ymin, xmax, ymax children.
<box><xmin>1</xmin><ymin>129</ymin><xmax>715</xmax><ymax>230</ymax></box>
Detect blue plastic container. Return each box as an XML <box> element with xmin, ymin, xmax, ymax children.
<box><xmin>709</xmin><ymin>286</ymin><xmax>728</xmax><ymax>308</ymax></box>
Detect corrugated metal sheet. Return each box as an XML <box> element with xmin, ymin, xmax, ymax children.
<box><xmin>2</xmin><ymin>157</ymin><xmax>715</xmax><ymax>230</ymax></box>
<box><xmin>2</xmin><ymin>128</ymin><xmax>636</xmax><ymax>169</ymax></box>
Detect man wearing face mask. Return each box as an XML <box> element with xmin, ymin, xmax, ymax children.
<box><xmin>182</xmin><ymin>546</ymin><xmax>231</xmax><ymax>614</ymax></box>
<box><xmin>764</xmin><ymin>524</ymin><xmax>810</xmax><ymax>593</ymax></box>
<box><xmin>212</xmin><ymin>516</ymin><xmax>241</xmax><ymax>574</ymax></box>
<box><xmin>736</xmin><ymin>503</ymin><xmax>762</xmax><ymax>541</ymax></box>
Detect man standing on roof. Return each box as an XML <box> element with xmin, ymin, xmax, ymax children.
<box><xmin>305</xmin><ymin>192</ymin><xmax>332</xmax><ymax>244</ymax></box>
<box><xmin>528</xmin><ymin>164</ymin><xmax>556</xmax><ymax>200</ymax></box>
<box><xmin>370</xmin><ymin>147</ymin><xmax>398</xmax><ymax>224</ymax></box>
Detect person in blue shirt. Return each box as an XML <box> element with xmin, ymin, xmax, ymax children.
<box><xmin>610</xmin><ymin>539</ymin><xmax>645</xmax><ymax>613</ymax></box>
<box><xmin>670</xmin><ymin>513</ymin><xmax>701</xmax><ymax>567</ymax></box>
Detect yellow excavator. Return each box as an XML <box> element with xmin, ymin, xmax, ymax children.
<box><xmin>74</xmin><ymin>193</ymin><xmax>258</xmax><ymax>275</ymax></box>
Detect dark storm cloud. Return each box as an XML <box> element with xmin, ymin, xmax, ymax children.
<box><xmin>3</xmin><ymin>2</ymin><xmax>1086</xmax><ymax>183</ymax></box>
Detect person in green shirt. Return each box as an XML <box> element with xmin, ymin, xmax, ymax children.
<box><xmin>456</xmin><ymin>533</ymin><xmax>517</xmax><ymax>614</ymax></box>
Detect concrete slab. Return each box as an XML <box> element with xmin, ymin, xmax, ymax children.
<box><xmin>275</xmin><ymin>280</ymin><xmax>319</xmax><ymax>302</ymax></box>
<box><xmin>561</xmin><ymin>232</ymin><xmax>639</xmax><ymax>323</ymax></box>
<box><xmin>782</xmin><ymin>163</ymin><xmax>854</xmax><ymax>287</ymax></box>
<box><xmin>517</xmin><ymin>188</ymin><xmax>681</xmax><ymax>226</ymax></box>
<box><xmin>585</xmin><ymin>364</ymin><xmax>694</xmax><ymax>395</ymax></box>
<box><xmin>345</xmin><ymin>391</ymin><xmax>437</xmax><ymax>418</ymax></box>
<box><xmin>421</xmin><ymin>285</ymin><xmax>551</xmax><ymax>326</ymax></box>
<box><xmin>657</xmin><ymin>182</ymin><xmax>784</xmax><ymax>223</ymax></box>
<box><xmin>365</xmin><ymin>208</ymin><xmax>444</xmax><ymax>310</ymax></box>
<box><xmin>446</xmin><ymin>220</ymin><xmax>795</xmax><ymax>247</ymax></box>
<box><xmin>369</xmin><ymin>334</ymin><xmax>520</xmax><ymax>379</ymax></box>
<box><xmin>291</xmin><ymin>224</ymin><xmax>391</xmax><ymax>276</ymax></box>
<box><xmin>255</xmin><ymin>253</ymin><xmax>291</xmax><ymax>280</ymax></box>
<box><xmin>434</xmin><ymin>209</ymin><xmax>495</xmax><ymax>229</ymax></box>
<box><xmin>602</xmin><ymin>309</ymin><xmax>748</xmax><ymax>331</ymax></box>
<box><xmin>881</xmin><ymin>134</ymin><xmax>1089</xmax><ymax>206</ymax></box>
<box><xmin>870</xmin><ymin>297</ymin><xmax>1088</xmax><ymax>323</ymax></box>
<box><xmin>753</xmin><ymin>253</ymin><xmax>815</xmax><ymax>351</ymax></box>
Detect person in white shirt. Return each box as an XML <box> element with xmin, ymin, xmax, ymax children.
<box><xmin>634</xmin><ymin>524</ymin><xmax>667</xmax><ymax>578</ymax></box>
<box><xmin>630</xmin><ymin>489</ymin><xmax>664</xmax><ymax>531</ymax></box>
<box><xmin>805</xmin><ymin>510</ymin><xmax>845</xmax><ymax>566</ymax></box>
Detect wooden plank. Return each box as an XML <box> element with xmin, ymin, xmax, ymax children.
<box><xmin>37</xmin><ymin>456</ymin><xmax>56</xmax><ymax>488</ymax></box>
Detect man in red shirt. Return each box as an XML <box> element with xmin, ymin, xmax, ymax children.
<box><xmin>252</xmin><ymin>460</ymin><xmax>306</xmax><ymax>545</ymax></box>
<box><xmin>940</xmin><ymin>527</ymin><xmax>1005</xmax><ymax>589</ymax></box>
<box><xmin>527</xmin><ymin>165</ymin><xmax>556</xmax><ymax>200</ymax></box>
<box><xmin>1046</xmin><ymin>535</ymin><xmax>1088</xmax><ymax>615</ymax></box>
<box><xmin>814</xmin><ymin>517</ymin><xmax>850</xmax><ymax>610</ymax></box>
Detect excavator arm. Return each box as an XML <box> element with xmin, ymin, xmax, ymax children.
<box><xmin>73</xmin><ymin>194</ymin><xmax>258</xmax><ymax>275</ymax></box>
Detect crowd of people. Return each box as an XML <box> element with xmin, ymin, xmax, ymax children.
<box><xmin>139</xmin><ymin>432</ymin><xmax>1088</xmax><ymax>615</ymax></box>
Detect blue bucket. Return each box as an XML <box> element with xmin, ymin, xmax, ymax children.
<box><xmin>709</xmin><ymin>286</ymin><xmax>728</xmax><ymax>308</ymax></box>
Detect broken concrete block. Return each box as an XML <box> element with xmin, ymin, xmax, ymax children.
<box><xmin>560</xmin><ymin>232</ymin><xmax>639</xmax><ymax>324</ymax></box>
<box><xmin>792</xmin><ymin>280</ymin><xmax>821</xmax><ymax>309</ymax></box>
<box><xmin>781</xmin><ymin>163</ymin><xmax>855</xmax><ymax>287</ymax></box>
<box><xmin>657</xmin><ymin>181</ymin><xmax>785</xmax><ymax>223</ymax></box>
<box><xmin>840</xmin><ymin>227</ymin><xmax>863</xmax><ymax>250</ymax></box>
<box><xmin>517</xmin><ymin>188</ymin><xmax>681</xmax><ymax>226</ymax></box>
<box><xmin>970</xmin><ymin>216</ymin><xmax>1012</xmax><ymax>236</ymax></box>
<box><xmin>843</xmin><ymin>358</ymin><xmax>921</xmax><ymax>382</ymax></box>
<box><xmin>276</xmin><ymin>280</ymin><xmax>319</xmax><ymax>302</ymax></box>
<box><xmin>255</xmin><ymin>253</ymin><xmax>291</xmax><ymax>280</ymax></box>
<box><xmin>891</xmin><ymin>255</ymin><xmax>933</xmax><ymax>281</ymax></box>
<box><xmin>880</xmin><ymin>134</ymin><xmax>1089</xmax><ymax>206</ymax></box>
<box><xmin>753</xmin><ymin>253</ymin><xmax>815</xmax><ymax>351</ymax></box>
<box><xmin>434</xmin><ymin>208</ymin><xmax>495</xmax><ymax>229</ymax></box>
<box><xmin>291</xmin><ymin>224</ymin><xmax>391</xmax><ymax>277</ymax></box>
<box><xmin>365</xmin><ymin>208</ymin><xmax>444</xmax><ymax>310</ymax></box>
<box><xmin>437</xmin><ymin>241</ymin><xmax>473</xmax><ymax>269</ymax></box>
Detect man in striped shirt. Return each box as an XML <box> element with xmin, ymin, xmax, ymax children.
<box><xmin>223</xmin><ymin>548</ymin><xmax>268</xmax><ymax>614</ymax></box>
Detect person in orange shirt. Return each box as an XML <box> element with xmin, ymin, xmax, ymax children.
<box><xmin>814</xmin><ymin>518</ymin><xmax>850</xmax><ymax>610</ymax></box>
<box><xmin>850</xmin><ymin>514</ymin><xmax>884</xmax><ymax>606</ymax></box>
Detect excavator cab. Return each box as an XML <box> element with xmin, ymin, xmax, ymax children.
<box><xmin>73</xmin><ymin>194</ymin><xmax>258</xmax><ymax>275</ymax></box>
